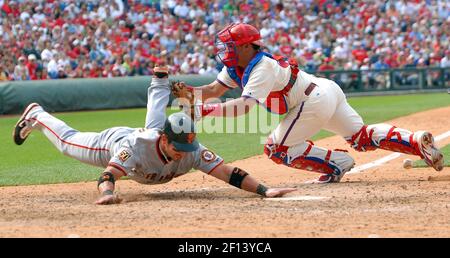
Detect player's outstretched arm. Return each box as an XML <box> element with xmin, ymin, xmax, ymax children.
<box><xmin>209</xmin><ymin>164</ymin><xmax>297</xmax><ymax>198</ymax></box>
<box><xmin>172</xmin><ymin>80</ymin><xmax>229</xmax><ymax>102</ymax></box>
<box><xmin>94</xmin><ymin>166</ymin><xmax>125</xmax><ymax>205</ymax></box>
<box><xmin>145</xmin><ymin>67</ymin><xmax>171</xmax><ymax>129</ymax></box>
<box><xmin>197</xmin><ymin>96</ymin><xmax>257</xmax><ymax>118</ymax></box>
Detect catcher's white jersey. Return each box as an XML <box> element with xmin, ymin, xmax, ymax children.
<box><xmin>28</xmin><ymin>78</ymin><xmax>223</xmax><ymax>184</ymax></box>
<box><xmin>217</xmin><ymin>55</ymin><xmax>318</xmax><ymax>109</ymax></box>
<box><xmin>216</xmin><ymin>54</ymin><xmax>365</xmax><ymax>147</ymax></box>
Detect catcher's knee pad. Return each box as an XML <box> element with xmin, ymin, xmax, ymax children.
<box><xmin>264</xmin><ymin>138</ymin><xmax>355</xmax><ymax>176</ymax></box>
<box><xmin>346</xmin><ymin>124</ymin><xmax>420</xmax><ymax>155</ymax></box>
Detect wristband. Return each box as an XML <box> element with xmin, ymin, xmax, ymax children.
<box><xmin>229</xmin><ymin>167</ymin><xmax>249</xmax><ymax>188</ymax></box>
<box><xmin>186</xmin><ymin>86</ymin><xmax>194</xmax><ymax>93</ymax></box>
<box><xmin>256</xmin><ymin>184</ymin><xmax>268</xmax><ymax>197</ymax></box>
<box><xmin>97</xmin><ymin>172</ymin><xmax>115</xmax><ymax>188</ymax></box>
<box><xmin>154</xmin><ymin>72</ymin><xmax>168</xmax><ymax>78</ymax></box>
<box><xmin>201</xmin><ymin>103</ymin><xmax>221</xmax><ymax>117</ymax></box>
<box><xmin>102</xmin><ymin>190</ymin><xmax>114</xmax><ymax>196</ymax></box>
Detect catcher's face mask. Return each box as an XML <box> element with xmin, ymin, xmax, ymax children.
<box><xmin>215</xmin><ymin>23</ymin><xmax>264</xmax><ymax>68</ymax></box>
<box><xmin>215</xmin><ymin>35</ymin><xmax>238</xmax><ymax>68</ymax></box>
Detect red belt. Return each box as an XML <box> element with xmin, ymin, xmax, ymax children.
<box><xmin>304</xmin><ymin>83</ymin><xmax>317</xmax><ymax>96</ymax></box>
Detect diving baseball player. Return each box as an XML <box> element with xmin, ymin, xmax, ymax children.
<box><xmin>172</xmin><ymin>23</ymin><xmax>444</xmax><ymax>184</ymax></box>
<box><xmin>13</xmin><ymin>66</ymin><xmax>296</xmax><ymax>205</ymax></box>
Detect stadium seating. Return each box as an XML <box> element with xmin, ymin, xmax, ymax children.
<box><xmin>0</xmin><ymin>0</ymin><xmax>448</xmax><ymax>81</ymax></box>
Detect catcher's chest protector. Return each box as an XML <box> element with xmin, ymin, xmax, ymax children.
<box><xmin>227</xmin><ymin>52</ymin><xmax>299</xmax><ymax>115</ymax></box>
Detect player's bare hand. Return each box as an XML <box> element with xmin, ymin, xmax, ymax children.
<box><xmin>264</xmin><ymin>187</ymin><xmax>297</xmax><ymax>198</ymax></box>
<box><xmin>95</xmin><ymin>194</ymin><xmax>122</xmax><ymax>205</ymax></box>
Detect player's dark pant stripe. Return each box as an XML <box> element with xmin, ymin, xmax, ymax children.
<box><xmin>280</xmin><ymin>101</ymin><xmax>305</xmax><ymax>146</ymax></box>
<box><xmin>30</xmin><ymin>118</ymin><xmax>110</xmax><ymax>152</ymax></box>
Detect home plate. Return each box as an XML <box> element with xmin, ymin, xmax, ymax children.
<box><xmin>265</xmin><ymin>196</ymin><xmax>331</xmax><ymax>201</ymax></box>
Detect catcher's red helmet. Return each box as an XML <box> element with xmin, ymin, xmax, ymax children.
<box><xmin>217</xmin><ymin>23</ymin><xmax>263</xmax><ymax>47</ymax></box>
<box><xmin>215</xmin><ymin>23</ymin><xmax>263</xmax><ymax>67</ymax></box>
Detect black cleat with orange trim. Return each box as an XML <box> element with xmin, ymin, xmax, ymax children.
<box><xmin>13</xmin><ymin>103</ymin><xmax>41</xmax><ymax>145</ymax></box>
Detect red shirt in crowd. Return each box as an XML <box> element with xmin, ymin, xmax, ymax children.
<box><xmin>73</xmin><ymin>16</ymin><xmax>89</xmax><ymax>26</ymax></box>
<box><xmin>2</xmin><ymin>3</ymin><xmax>19</xmax><ymax>17</ymax></box>
<box><xmin>318</xmin><ymin>63</ymin><xmax>335</xmax><ymax>71</ymax></box>
<box><xmin>385</xmin><ymin>55</ymin><xmax>399</xmax><ymax>68</ymax></box>
<box><xmin>53</xmin><ymin>17</ymin><xmax>65</xmax><ymax>27</ymax></box>
<box><xmin>121</xmin><ymin>26</ymin><xmax>131</xmax><ymax>35</ymax></box>
<box><xmin>273</xmin><ymin>31</ymin><xmax>290</xmax><ymax>44</ymax></box>
<box><xmin>180</xmin><ymin>19</ymin><xmax>193</xmax><ymax>33</ymax></box>
<box><xmin>26</xmin><ymin>62</ymin><xmax>38</xmax><ymax>80</ymax></box>
<box><xmin>280</xmin><ymin>45</ymin><xmax>293</xmax><ymax>56</ymax></box>
<box><xmin>239</xmin><ymin>3</ymin><xmax>251</xmax><ymax>12</ymax></box>
<box><xmin>1</xmin><ymin>3</ymin><xmax>11</xmax><ymax>14</ymax></box>
<box><xmin>66</xmin><ymin>48</ymin><xmax>79</xmax><ymax>59</ymax></box>
<box><xmin>89</xmin><ymin>68</ymin><xmax>101</xmax><ymax>78</ymax></box>
<box><xmin>352</xmin><ymin>48</ymin><xmax>368</xmax><ymax>63</ymax></box>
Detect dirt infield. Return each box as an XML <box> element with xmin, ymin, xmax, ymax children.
<box><xmin>0</xmin><ymin>107</ymin><xmax>449</xmax><ymax>238</ymax></box>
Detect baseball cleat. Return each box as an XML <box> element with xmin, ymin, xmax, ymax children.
<box><xmin>13</xmin><ymin>103</ymin><xmax>42</xmax><ymax>145</ymax></box>
<box><xmin>153</xmin><ymin>66</ymin><xmax>169</xmax><ymax>78</ymax></box>
<box><xmin>414</xmin><ymin>131</ymin><xmax>444</xmax><ymax>171</ymax></box>
<box><xmin>305</xmin><ymin>162</ymin><xmax>355</xmax><ymax>184</ymax></box>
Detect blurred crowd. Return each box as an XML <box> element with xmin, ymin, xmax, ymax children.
<box><xmin>0</xmin><ymin>0</ymin><xmax>449</xmax><ymax>82</ymax></box>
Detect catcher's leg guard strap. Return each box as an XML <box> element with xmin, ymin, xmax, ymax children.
<box><xmin>264</xmin><ymin>137</ymin><xmax>291</xmax><ymax>164</ymax></box>
<box><xmin>288</xmin><ymin>145</ymin><xmax>354</xmax><ymax>176</ymax></box>
<box><xmin>264</xmin><ymin>139</ymin><xmax>354</xmax><ymax>176</ymax></box>
<box><xmin>345</xmin><ymin>125</ymin><xmax>377</xmax><ymax>151</ymax></box>
<box><xmin>346</xmin><ymin>124</ymin><xmax>421</xmax><ymax>156</ymax></box>
<box><xmin>379</xmin><ymin>126</ymin><xmax>421</xmax><ymax>156</ymax></box>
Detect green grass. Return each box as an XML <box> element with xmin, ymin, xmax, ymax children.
<box><xmin>413</xmin><ymin>144</ymin><xmax>450</xmax><ymax>168</ymax></box>
<box><xmin>0</xmin><ymin>93</ymin><xmax>449</xmax><ymax>186</ymax></box>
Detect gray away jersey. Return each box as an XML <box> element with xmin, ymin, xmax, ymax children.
<box><xmin>30</xmin><ymin>76</ymin><xmax>224</xmax><ymax>185</ymax></box>
<box><xmin>109</xmin><ymin>128</ymin><xmax>223</xmax><ymax>185</ymax></box>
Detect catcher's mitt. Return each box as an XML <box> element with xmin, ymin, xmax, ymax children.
<box><xmin>171</xmin><ymin>81</ymin><xmax>196</xmax><ymax>120</ymax></box>
<box><xmin>171</xmin><ymin>81</ymin><xmax>194</xmax><ymax>102</ymax></box>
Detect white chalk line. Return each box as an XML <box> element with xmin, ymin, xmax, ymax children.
<box><xmin>347</xmin><ymin>153</ymin><xmax>401</xmax><ymax>174</ymax></box>
<box><xmin>154</xmin><ymin>186</ymin><xmax>231</xmax><ymax>194</ymax></box>
<box><xmin>347</xmin><ymin>130</ymin><xmax>450</xmax><ymax>175</ymax></box>
<box><xmin>435</xmin><ymin>130</ymin><xmax>450</xmax><ymax>141</ymax></box>
<box><xmin>155</xmin><ymin>187</ymin><xmax>331</xmax><ymax>201</ymax></box>
<box><xmin>264</xmin><ymin>196</ymin><xmax>330</xmax><ymax>201</ymax></box>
